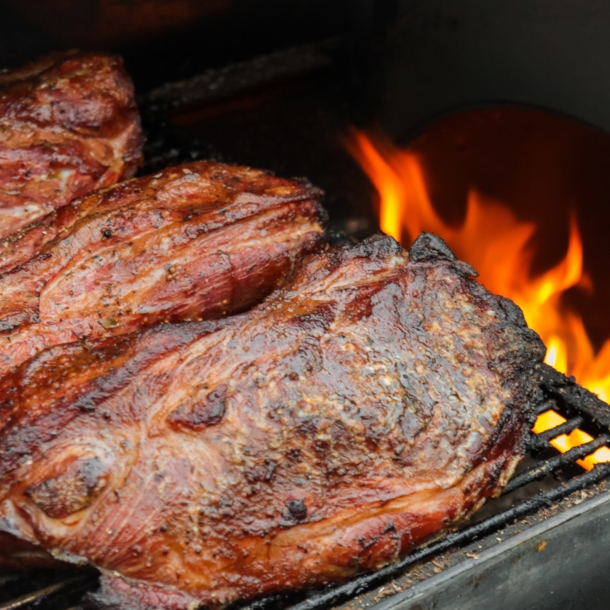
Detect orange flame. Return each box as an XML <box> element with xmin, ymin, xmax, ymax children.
<box><xmin>349</xmin><ymin>130</ymin><xmax>610</xmax><ymax>470</ymax></box>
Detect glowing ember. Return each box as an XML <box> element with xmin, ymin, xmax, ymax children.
<box><xmin>349</xmin><ymin>130</ymin><xmax>610</xmax><ymax>470</ymax></box>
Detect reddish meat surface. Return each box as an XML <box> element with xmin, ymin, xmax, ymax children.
<box><xmin>0</xmin><ymin>51</ymin><xmax>143</xmax><ymax>244</ymax></box>
<box><xmin>0</xmin><ymin>160</ymin><xmax>325</xmax><ymax>375</ymax></box>
<box><xmin>0</xmin><ymin>234</ymin><xmax>544</xmax><ymax>609</ymax></box>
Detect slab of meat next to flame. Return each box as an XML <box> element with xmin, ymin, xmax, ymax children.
<box><xmin>0</xmin><ymin>161</ymin><xmax>325</xmax><ymax>375</ymax></box>
<box><xmin>0</xmin><ymin>234</ymin><xmax>544</xmax><ymax>609</ymax></box>
<box><xmin>0</xmin><ymin>51</ymin><xmax>143</xmax><ymax>245</ymax></box>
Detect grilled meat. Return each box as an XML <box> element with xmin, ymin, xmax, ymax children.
<box><xmin>0</xmin><ymin>51</ymin><xmax>143</xmax><ymax>246</ymax></box>
<box><xmin>0</xmin><ymin>233</ymin><xmax>544</xmax><ymax>608</ymax></box>
<box><xmin>0</xmin><ymin>161</ymin><xmax>325</xmax><ymax>375</ymax></box>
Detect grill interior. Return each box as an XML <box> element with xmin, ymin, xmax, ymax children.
<box><xmin>2</xmin><ymin>38</ymin><xmax>610</xmax><ymax>610</ymax></box>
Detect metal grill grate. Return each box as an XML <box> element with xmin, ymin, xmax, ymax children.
<box><xmin>0</xmin><ymin>571</ymin><xmax>96</xmax><ymax>610</ymax></box>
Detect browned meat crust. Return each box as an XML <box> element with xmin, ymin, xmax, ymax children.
<box><xmin>0</xmin><ymin>51</ymin><xmax>143</xmax><ymax>244</ymax></box>
<box><xmin>0</xmin><ymin>234</ymin><xmax>544</xmax><ymax>609</ymax></box>
<box><xmin>0</xmin><ymin>160</ymin><xmax>326</xmax><ymax>375</ymax></box>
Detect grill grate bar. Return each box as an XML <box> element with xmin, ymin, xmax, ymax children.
<box><xmin>0</xmin><ymin>576</ymin><xmax>87</xmax><ymax>610</ymax></box>
<box><xmin>528</xmin><ymin>416</ymin><xmax>584</xmax><ymax>450</ymax></box>
<box><xmin>503</xmin><ymin>434</ymin><xmax>610</xmax><ymax>495</ymax></box>
<box><xmin>534</xmin><ymin>400</ymin><xmax>556</xmax><ymax>415</ymax></box>
<box><xmin>0</xmin><ymin>575</ymin><xmax>20</xmax><ymax>588</ymax></box>
<box><xmin>277</xmin><ymin>464</ymin><xmax>610</xmax><ymax>610</ymax></box>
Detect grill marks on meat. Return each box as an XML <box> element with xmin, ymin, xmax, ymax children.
<box><xmin>0</xmin><ymin>51</ymin><xmax>143</xmax><ymax>247</ymax></box>
<box><xmin>0</xmin><ymin>234</ymin><xmax>544</xmax><ymax>609</ymax></box>
<box><xmin>0</xmin><ymin>161</ymin><xmax>325</xmax><ymax>375</ymax></box>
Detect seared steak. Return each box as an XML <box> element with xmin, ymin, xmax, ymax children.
<box><xmin>0</xmin><ymin>234</ymin><xmax>544</xmax><ymax>608</ymax></box>
<box><xmin>0</xmin><ymin>51</ymin><xmax>143</xmax><ymax>247</ymax></box>
<box><xmin>0</xmin><ymin>161</ymin><xmax>325</xmax><ymax>375</ymax></box>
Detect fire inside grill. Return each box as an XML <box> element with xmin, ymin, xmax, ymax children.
<box><xmin>348</xmin><ymin>131</ymin><xmax>610</xmax><ymax>472</ymax></box>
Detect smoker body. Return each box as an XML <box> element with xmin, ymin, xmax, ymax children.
<box><xmin>367</xmin><ymin>490</ymin><xmax>610</xmax><ymax>610</ymax></box>
<box><xmin>1</xmin><ymin>3</ymin><xmax>610</xmax><ymax>610</ymax></box>
<box><xmin>378</xmin><ymin>0</ymin><xmax>610</xmax><ymax>139</ymax></box>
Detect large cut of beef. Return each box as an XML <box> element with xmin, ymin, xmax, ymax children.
<box><xmin>0</xmin><ymin>160</ymin><xmax>325</xmax><ymax>375</ymax></box>
<box><xmin>0</xmin><ymin>233</ymin><xmax>544</xmax><ymax>609</ymax></box>
<box><xmin>0</xmin><ymin>51</ymin><xmax>143</xmax><ymax>244</ymax></box>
